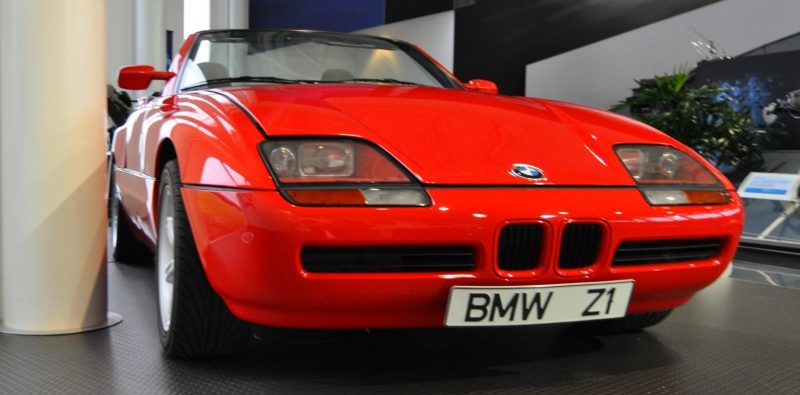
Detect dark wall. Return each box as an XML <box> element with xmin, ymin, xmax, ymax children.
<box><xmin>385</xmin><ymin>0</ymin><xmax>451</xmax><ymax>23</ymax></box>
<box><xmin>249</xmin><ymin>0</ymin><xmax>384</xmax><ymax>32</ymax></box>
<box><xmin>454</xmin><ymin>0</ymin><xmax>722</xmax><ymax>95</ymax></box>
<box><xmin>248</xmin><ymin>0</ymin><xmax>449</xmax><ymax>32</ymax></box>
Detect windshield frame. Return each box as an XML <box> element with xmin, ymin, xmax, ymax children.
<box><xmin>176</xmin><ymin>29</ymin><xmax>464</xmax><ymax>92</ymax></box>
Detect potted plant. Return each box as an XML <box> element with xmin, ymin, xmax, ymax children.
<box><xmin>613</xmin><ymin>69</ymin><xmax>767</xmax><ymax>179</ymax></box>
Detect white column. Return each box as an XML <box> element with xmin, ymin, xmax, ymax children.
<box><xmin>209</xmin><ymin>0</ymin><xmax>230</xmax><ymax>30</ymax></box>
<box><xmin>165</xmin><ymin>0</ymin><xmax>184</xmax><ymax>59</ymax></box>
<box><xmin>106</xmin><ymin>0</ymin><xmax>136</xmax><ymax>85</ymax></box>
<box><xmin>134</xmin><ymin>0</ymin><xmax>166</xmax><ymax>97</ymax></box>
<box><xmin>135</xmin><ymin>0</ymin><xmax>166</xmax><ymax>69</ymax></box>
<box><xmin>229</xmin><ymin>0</ymin><xmax>249</xmax><ymax>29</ymax></box>
<box><xmin>209</xmin><ymin>0</ymin><xmax>248</xmax><ymax>30</ymax></box>
<box><xmin>0</xmin><ymin>0</ymin><xmax>121</xmax><ymax>334</ymax></box>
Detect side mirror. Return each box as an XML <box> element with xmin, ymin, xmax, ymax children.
<box><xmin>464</xmin><ymin>79</ymin><xmax>498</xmax><ymax>95</ymax></box>
<box><xmin>118</xmin><ymin>65</ymin><xmax>176</xmax><ymax>90</ymax></box>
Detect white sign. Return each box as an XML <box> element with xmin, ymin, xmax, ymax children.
<box><xmin>444</xmin><ymin>280</ymin><xmax>634</xmax><ymax>327</ymax></box>
<box><xmin>738</xmin><ymin>172</ymin><xmax>800</xmax><ymax>202</ymax></box>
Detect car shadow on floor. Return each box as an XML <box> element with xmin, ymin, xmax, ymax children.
<box><xmin>165</xmin><ymin>325</ymin><xmax>677</xmax><ymax>391</ymax></box>
<box><xmin>109</xmin><ymin>259</ymin><xmax>678</xmax><ymax>392</ymax></box>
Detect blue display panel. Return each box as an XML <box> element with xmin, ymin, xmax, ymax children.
<box><xmin>739</xmin><ymin>172</ymin><xmax>800</xmax><ymax>201</ymax></box>
<box><xmin>249</xmin><ymin>0</ymin><xmax>384</xmax><ymax>32</ymax></box>
<box><xmin>739</xmin><ymin>152</ymin><xmax>800</xmax><ymax>250</ymax></box>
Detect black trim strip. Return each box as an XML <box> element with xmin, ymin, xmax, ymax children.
<box><xmin>612</xmin><ymin>238</ymin><xmax>724</xmax><ymax>266</ymax></box>
<box><xmin>385</xmin><ymin>0</ymin><xmax>453</xmax><ymax>24</ymax></box>
<box><xmin>115</xmin><ymin>166</ymin><xmax>156</xmax><ymax>181</ymax></box>
<box><xmin>178</xmin><ymin>182</ymin><xmax>735</xmax><ymax>199</ymax></box>
<box><xmin>276</xmin><ymin>183</ymin><xmax>417</xmax><ymax>190</ymax></box>
<box><xmin>423</xmin><ymin>184</ymin><xmax>637</xmax><ymax>190</ymax></box>
<box><xmin>181</xmin><ymin>183</ymin><xmax>272</xmax><ymax>192</ymax></box>
<box><xmin>638</xmin><ymin>185</ymin><xmax>729</xmax><ymax>191</ymax></box>
<box><xmin>302</xmin><ymin>245</ymin><xmax>475</xmax><ymax>273</ymax></box>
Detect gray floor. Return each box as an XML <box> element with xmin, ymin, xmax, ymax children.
<box><xmin>732</xmin><ymin>261</ymin><xmax>800</xmax><ymax>290</ymax></box>
<box><xmin>1</xmin><ymin>258</ymin><xmax>799</xmax><ymax>394</ymax></box>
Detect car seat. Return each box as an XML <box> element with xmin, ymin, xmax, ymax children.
<box><xmin>321</xmin><ymin>68</ymin><xmax>354</xmax><ymax>82</ymax></box>
<box><xmin>197</xmin><ymin>62</ymin><xmax>230</xmax><ymax>81</ymax></box>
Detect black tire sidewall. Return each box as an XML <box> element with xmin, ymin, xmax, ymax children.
<box><xmin>157</xmin><ymin>162</ymin><xmax>180</xmax><ymax>349</ymax></box>
<box><xmin>109</xmin><ymin>169</ymin><xmax>128</xmax><ymax>261</ymax></box>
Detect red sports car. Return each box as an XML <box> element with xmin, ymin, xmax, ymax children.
<box><xmin>111</xmin><ymin>29</ymin><xmax>743</xmax><ymax>357</ymax></box>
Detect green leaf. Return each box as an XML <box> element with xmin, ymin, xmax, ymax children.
<box><xmin>613</xmin><ymin>67</ymin><xmax>771</xmax><ymax>171</ymax></box>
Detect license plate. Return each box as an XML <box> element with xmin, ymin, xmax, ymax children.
<box><xmin>444</xmin><ymin>280</ymin><xmax>634</xmax><ymax>327</ymax></box>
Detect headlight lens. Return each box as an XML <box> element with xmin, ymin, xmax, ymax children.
<box><xmin>297</xmin><ymin>142</ymin><xmax>354</xmax><ymax>177</ymax></box>
<box><xmin>268</xmin><ymin>146</ymin><xmax>296</xmax><ymax>176</ymax></box>
<box><xmin>615</xmin><ymin>145</ymin><xmax>730</xmax><ymax>205</ymax></box>
<box><xmin>260</xmin><ymin>139</ymin><xmax>430</xmax><ymax>206</ymax></box>
<box><xmin>263</xmin><ymin>140</ymin><xmax>408</xmax><ymax>183</ymax></box>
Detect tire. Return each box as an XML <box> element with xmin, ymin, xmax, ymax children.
<box><xmin>109</xmin><ymin>167</ymin><xmax>150</xmax><ymax>263</ymax></box>
<box><xmin>578</xmin><ymin>309</ymin><xmax>673</xmax><ymax>334</ymax></box>
<box><xmin>156</xmin><ymin>159</ymin><xmax>251</xmax><ymax>357</ymax></box>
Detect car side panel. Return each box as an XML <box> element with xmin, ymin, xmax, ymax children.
<box><xmin>114</xmin><ymin>168</ymin><xmax>157</xmax><ymax>248</ymax></box>
<box><xmin>113</xmin><ymin>90</ymin><xmax>274</xmax><ymax>249</ymax></box>
<box><xmin>112</xmin><ymin>108</ymin><xmax>159</xmax><ymax>248</ymax></box>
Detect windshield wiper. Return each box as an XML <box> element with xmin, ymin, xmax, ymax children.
<box><xmin>183</xmin><ymin>76</ymin><xmax>321</xmax><ymax>90</ymax></box>
<box><xmin>338</xmin><ymin>78</ymin><xmax>420</xmax><ymax>86</ymax></box>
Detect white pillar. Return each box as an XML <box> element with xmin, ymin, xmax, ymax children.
<box><xmin>165</xmin><ymin>0</ymin><xmax>184</xmax><ymax>60</ymax></box>
<box><xmin>0</xmin><ymin>0</ymin><xmax>121</xmax><ymax>334</ymax></box>
<box><xmin>135</xmin><ymin>0</ymin><xmax>166</xmax><ymax>68</ymax></box>
<box><xmin>106</xmin><ymin>0</ymin><xmax>136</xmax><ymax>85</ymax></box>
<box><xmin>134</xmin><ymin>0</ymin><xmax>166</xmax><ymax>97</ymax></box>
<box><xmin>209</xmin><ymin>0</ymin><xmax>229</xmax><ymax>30</ymax></box>
<box><xmin>209</xmin><ymin>0</ymin><xmax>248</xmax><ymax>30</ymax></box>
<box><xmin>229</xmin><ymin>0</ymin><xmax>249</xmax><ymax>29</ymax></box>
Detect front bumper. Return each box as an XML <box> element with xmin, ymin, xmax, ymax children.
<box><xmin>181</xmin><ymin>186</ymin><xmax>743</xmax><ymax>328</ymax></box>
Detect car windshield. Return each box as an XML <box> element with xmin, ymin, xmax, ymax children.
<box><xmin>179</xmin><ymin>30</ymin><xmax>459</xmax><ymax>91</ymax></box>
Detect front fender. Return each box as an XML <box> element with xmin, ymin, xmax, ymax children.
<box><xmin>147</xmin><ymin>91</ymin><xmax>276</xmax><ymax>190</ymax></box>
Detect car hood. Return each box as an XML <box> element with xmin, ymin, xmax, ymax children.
<box><xmin>220</xmin><ymin>84</ymin><xmax>677</xmax><ymax>186</ymax></box>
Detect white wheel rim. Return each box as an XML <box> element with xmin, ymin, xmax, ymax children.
<box><xmin>157</xmin><ymin>184</ymin><xmax>176</xmax><ymax>332</ymax></box>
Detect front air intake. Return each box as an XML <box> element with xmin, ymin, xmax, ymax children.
<box><xmin>497</xmin><ymin>224</ymin><xmax>544</xmax><ymax>271</ymax></box>
<box><xmin>559</xmin><ymin>223</ymin><xmax>603</xmax><ymax>269</ymax></box>
<box><xmin>301</xmin><ymin>246</ymin><xmax>474</xmax><ymax>273</ymax></box>
<box><xmin>612</xmin><ymin>238</ymin><xmax>724</xmax><ymax>266</ymax></box>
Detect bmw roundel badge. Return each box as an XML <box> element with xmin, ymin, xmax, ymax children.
<box><xmin>510</xmin><ymin>164</ymin><xmax>545</xmax><ymax>180</ymax></box>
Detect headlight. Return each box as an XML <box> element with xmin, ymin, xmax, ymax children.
<box><xmin>615</xmin><ymin>145</ymin><xmax>730</xmax><ymax>205</ymax></box>
<box><xmin>260</xmin><ymin>139</ymin><xmax>430</xmax><ymax>206</ymax></box>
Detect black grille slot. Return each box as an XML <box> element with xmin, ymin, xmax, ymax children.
<box><xmin>559</xmin><ymin>223</ymin><xmax>603</xmax><ymax>269</ymax></box>
<box><xmin>613</xmin><ymin>238</ymin><xmax>724</xmax><ymax>266</ymax></box>
<box><xmin>497</xmin><ymin>224</ymin><xmax>544</xmax><ymax>270</ymax></box>
<box><xmin>301</xmin><ymin>246</ymin><xmax>474</xmax><ymax>273</ymax></box>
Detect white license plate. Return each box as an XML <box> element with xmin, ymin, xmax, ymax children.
<box><xmin>444</xmin><ymin>280</ymin><xmax>634</xmax><ymax>327</ymax></box>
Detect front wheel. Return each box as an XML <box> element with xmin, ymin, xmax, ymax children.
<box><xmin>156</xmin><ymin>160</ymin><xmax>251</xmax><ymax>357</ymax></box>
